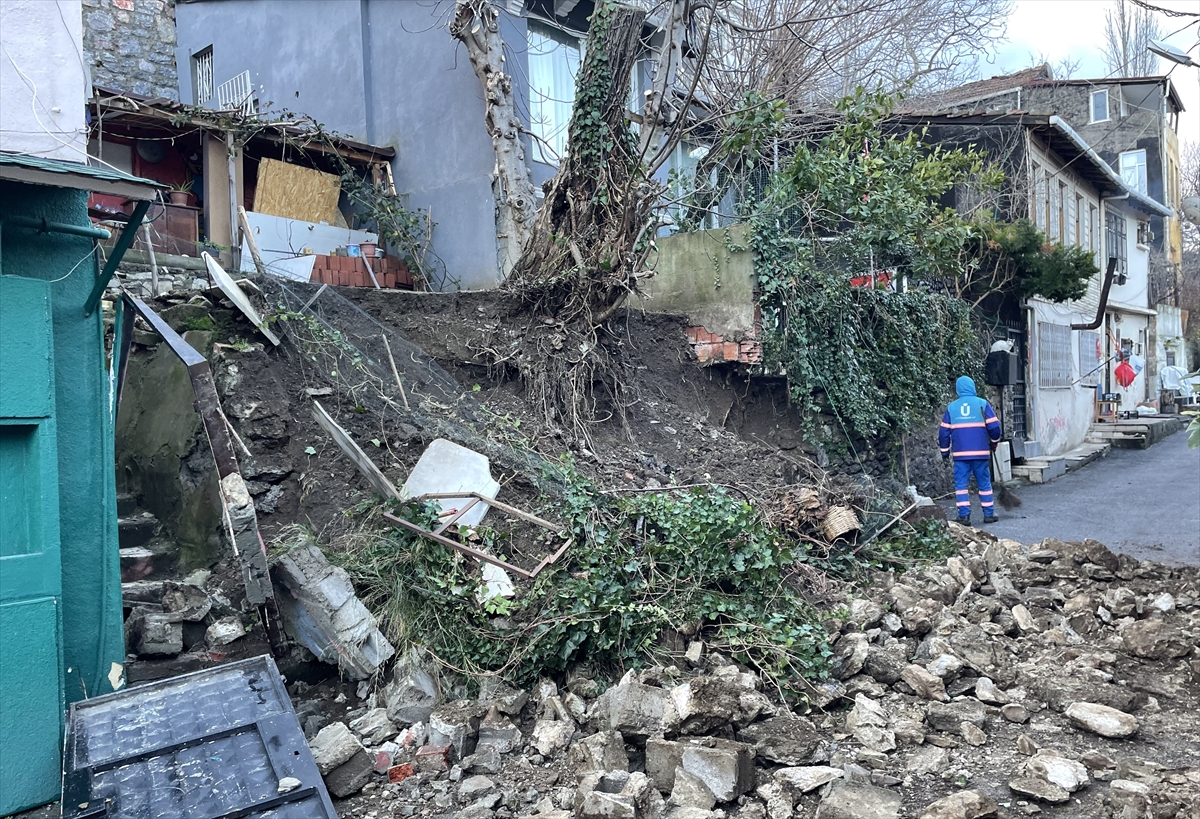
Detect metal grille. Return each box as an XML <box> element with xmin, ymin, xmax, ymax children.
<box><xmin>1078</xmin><ymin>329</ymin><xmax>1102</xmax><ymax>386</ymax></box>
<box><xmin>1007</xmin><ymin>326</ymin><xmax>1027</xmax><ymax>440</ymax></box>
<box><xmin>62</xmin><ymin>656</ymin><xmax>336</xmax><ymax>819</ymax></box>
<box><xmin>192</xmin><ymin>47</ymin><xmax>214</xmax><ymax>106</ymax></box>
<box><xmin>1038</xmin><ymin>321</ymin><xmax>1072</xmax><ymax>388</ymax></box>
<box><xmin>217</xmin><ymin>70</ymin><xmax>256</xmax><ymax>116</ymax></box>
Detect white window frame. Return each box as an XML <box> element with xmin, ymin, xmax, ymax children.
<box><xmin>1119</xmin><ymin>149</ymin><xmax>1147</xmax><ymax>196</ymax></box>
<box><xmin>1038</xmin><ymin>322</ymin><xmax>1072</xmax><ymax>389</ymax></box>
<box><xmin>1090</xmin><ymin>89</ymin><xmax>1109</xmax><ymax>124</ymax></box>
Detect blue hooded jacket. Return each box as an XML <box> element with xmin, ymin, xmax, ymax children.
<box><xmin>938</xmin><ymin>376</ymin><xmax>1002</xmax><ymax>461</ymax></box>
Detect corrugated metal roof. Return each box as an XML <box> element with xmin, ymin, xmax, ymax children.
<box><xmin>0</xmin><ymin>151</ymin><xmax>163</xmax><ymax>199</ymax></box>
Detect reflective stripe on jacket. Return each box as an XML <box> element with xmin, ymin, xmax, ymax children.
<box><xmin>938</xmin><ymin>376</ymin><xmax>1002</xmax><ymax>461</ymax></box>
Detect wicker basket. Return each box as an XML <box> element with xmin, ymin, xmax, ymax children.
<box><xmin>822</xmin><ymin>505</ymin><xmax>860</xmax><ymax>542</ymax></box>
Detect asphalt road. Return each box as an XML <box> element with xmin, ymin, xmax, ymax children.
<box><xmin>942</xmin><ymin>429</ymin><xmax>1200</xmax><ymax>565</ymax></box>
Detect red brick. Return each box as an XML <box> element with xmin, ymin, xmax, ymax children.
<box><xmin>387</xmin><ymin>763</ymin><xmax>414</xmax><ymax>783</ymax></box>
<box><xmin>722</xmin><ymin>342</ymin><xmax>739</xmax><ymax>360</ymax></box>
<box><xmin>374</xmin><ymin>751</ymin><xmax>394</xmax><ymax>774</ymax></box>
<box><xmin>414</xmin><ymin>743</ymin><xmax>453</xmax><ymax>773</ymax></box>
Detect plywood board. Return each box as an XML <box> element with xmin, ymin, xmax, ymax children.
<box><xmin>254</xmin><ymin>158</ymin><xmax>342</xmax><ymax>224</ymax></box>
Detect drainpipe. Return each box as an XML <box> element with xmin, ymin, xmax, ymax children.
<box><xmin>1072</xmin><ymin>256</ymin><xmax>1119</xmax><ymax>330</ymax></box>
<box><xmin>0</xmin><ymin>216</ymin><xmax>112</xmax><ymax>288</ymax></box>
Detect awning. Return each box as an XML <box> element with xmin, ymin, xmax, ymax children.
<box><xmin>0</xmin><ymin>151</ymin><xmax>163</xmax><ymax>201</ymax></box>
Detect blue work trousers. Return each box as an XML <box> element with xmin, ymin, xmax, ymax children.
<box><xmin>953</xmin><ymin>458</ymin><xmax>993</xmax><ymax>519</ymax></box>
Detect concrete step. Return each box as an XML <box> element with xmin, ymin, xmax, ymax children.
<box><xmin>120</xmin><ymin>540</ymin><xmax>177</xmax><ymax>582</ymax></box>
<box><xmin>118</xmin><ymin>511</ymin><xmax>159</xmax><ymax>549</ymax></box>
<box><xmin>1011</xmin><ymin>456</ymin><xmax>1067</xmax><ymax>484</ymax></box>
<box><xmin>116</xmin><ymin>492</ymin><xmax>138</xmax><ymax>517</ymax></box>
<box><xmin>1063</xmin><ymin>442</ymin><xmax>1110</xmax><ymax>471</ymax></box>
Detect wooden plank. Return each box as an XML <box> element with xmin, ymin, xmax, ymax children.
<box><xmin>311</xmin><ymin>401</ymin><xmax>401</xmax><ymax>499</ymax></box>
<box><xmin>202</xmin><ymin>252</ymin><xmax>281</xmax><ymax>345</ymax></box>
<box><xmin>238</xmin><ymin>206</ymin><xmax>269</xmax><ymax>278</ymax></box>
<box><xmin>253</xmin><ymin>158</ymin><xmax>342</xmax><ymax>224</ymax></box>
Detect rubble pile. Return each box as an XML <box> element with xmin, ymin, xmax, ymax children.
<box><xmin>296</xmin><ymin>524</ymin><xmax>1199</xmax><ymax>819</ymax></box>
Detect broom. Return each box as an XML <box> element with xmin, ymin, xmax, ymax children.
<box><xmin>990</xmin><ymin>447</ymin><xmax>1021</xmax><ymax>510</ymax></box>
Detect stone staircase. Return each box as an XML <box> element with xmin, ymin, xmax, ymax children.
<box><xmin>118</xmin><ymin>494</ymin><xmax>177</xmax><ymax>582</ymax></box>
<box><xmin>1085</xmin><ymin>415</ymin><xmax>1185</xmax><ymax>450</ymax></box>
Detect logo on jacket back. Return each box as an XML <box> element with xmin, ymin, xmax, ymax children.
<box><xmin>960</xmin><ymin>404</ymin><xmax>971</xmax><ymax>418</ymax></box>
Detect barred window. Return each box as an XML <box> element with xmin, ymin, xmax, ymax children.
<box><xmin>1078</xmin><ymin>330</ymin><xmax>1102</xmax><ymax>386</ymax></box>
<box><xmin>1038</xmin><ymin>322</ymin><xmax>1072</xmax><ymax>388</ymax></box>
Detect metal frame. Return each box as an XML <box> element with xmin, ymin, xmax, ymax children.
<box><xmin>62</xmin><ymin>655</ymin><xmax>336</xmax><ymax>819</ymax></box>
<box><xmin>123</xmin><ymin>295</ymin><xmax>285</xmax><ymax>654</ymax></box>
<box><xmin>381</xmin><ymin>492</ymin><xmax>572</xmax><ymax>580</ymax></box>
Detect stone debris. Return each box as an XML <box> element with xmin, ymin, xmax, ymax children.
<box><xmin>1026</xmin><ymin>749</ymin><xmax>1089</xmax><ymax>792</ymax></box>
<box><xmin>1065</xmin><ymin>701</ymin><xmax>1140</xmax><ymax>738</ymax></box>
<box><xmin>383</xmin><ymin>658</ymin><xmax>441</xmax><ymax>725</ymax></box>
<box><xmin>1008</xmin><ymin>775</ymin><xmax>1071</xmax><ymax>803</ymax></box>
<box><xmin>918</xmin><ymin>789</ymin><xmax>998</xmax><ymax>819</ymax></box>
<box><xmin>270</xmin><ymin>527</ymin><xmax>1199</xmax><ymax>815</ymax></box>
<box><xmin>204</xmin><ymin>615</ymin><xmax>245</xmax><ymax>646</ymax></box>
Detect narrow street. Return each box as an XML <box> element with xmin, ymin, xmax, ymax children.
<box><xmin>947</xmin><ymin>430</ymin><xmax>1200</xmax><ymax>565</ymax></box>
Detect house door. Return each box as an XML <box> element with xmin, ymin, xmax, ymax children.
<box><xmin>0</xmin><ymin>276</ymin><xmax>65</xmax><ymax>814</ymax></box>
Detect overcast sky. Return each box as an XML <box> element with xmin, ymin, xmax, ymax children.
<box><xmin>989</xmin><ymin>0</ymin><xmax>1199</xmax><ymax>151</ymax></box>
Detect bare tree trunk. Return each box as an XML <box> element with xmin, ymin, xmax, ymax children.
<box><xmin>510</xmin><ymin>2</ymin><xmax>651</xmax><ymax>318</ymax></box>
<box><xmin>451</xmin><ymin>0</ymin><xmax>541</xmax><ymax>279</ymax></box>
<box><xmin>638</xmin><ymin>0</ymin><xmax>688</xmax><ymax>163</ymax></box>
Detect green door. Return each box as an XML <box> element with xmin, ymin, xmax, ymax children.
<box><xmin>0</xmin><ymin>275</ymin><xmax>65</xmax><ymax>814</ymax></box>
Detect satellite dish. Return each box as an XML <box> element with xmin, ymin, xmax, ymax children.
<box><xmin>1182</xmin><ymin>196</ymin><xmax>1200</xmax><ymax>227</ymax></box>
<box><xmin>136</xmin><ymin>139</ymin><xmax>166</xmax><ymax>164</ymax></box>
<box><xmin>1148</xmin><ymin>40</ymin><xmax>1196</xmax><ymax>67</ymax></box>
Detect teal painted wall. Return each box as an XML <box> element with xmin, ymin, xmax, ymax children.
<box><xmin>0</xmin><ymin>180</ymin><xmax>125</xmax><ymax>812</ymax></box>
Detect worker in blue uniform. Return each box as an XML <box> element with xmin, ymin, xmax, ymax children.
<box><xmin>938</xmin><ymin>376</ymin><xmax>1003</xmax><ymax>524</ymax></box>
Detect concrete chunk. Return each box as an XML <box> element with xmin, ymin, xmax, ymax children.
<box><xmin>309</xmin><ymin>722</ymin><xmax>364</xmax><ymax>775</ymax></box>
<box><xmin>591</xmin><ymin>681</ymin><xmax>679</xmax><ymax>739</ymax></box>
<box><xmin>272</xmin><ymin>544</ymin><xmax>395</xmax><ymax>679</ymax></box>
<box><xmin>680</xmin><ymin>737</ymin><xmax>755</xmax><ymax>803</ymax></box>
<box><xmin>383</xmin><ymin>660</ymin><xmax>441</xmax><ymax>726</ymax></box>
<box><xmin>570</xmin><ymin>730</ymin><xmax>630</xmax><ymax>774</ymax></box>
<box><xmin>815</xmin><ymin>780</ymin><xmax>901</xmax><ymax>819</ymax></box>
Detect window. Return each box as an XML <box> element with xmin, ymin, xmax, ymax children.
<box><xmin>1079</xmin><ymin>330</ymin><xmax>1102</xmax><ymax>386</ymax></box>
<box><xmin>1059</xmin><ymin>181</ymin><xmax>1069</xmax><ymax>243</ymax></box>
<box><xmin>1090</xmin><ymin>89</ymin><xmax>1109</xmax><ymax>123</ymax></box>
<box><xmin>192</xmin><ymin>46</ymin><xmax>214</xmax><ymax>106</ymax></box>
<box><xmin>665</xmin><ymin>142</ymin><xmax>718</xmax><ymax>230</ymax></box>
<box><xmin>1080</xmin><ymin>193</ymin><xmax>1089</xmax><ymax>246</ymax></box>
<box><xmin>1048</xmin><ymin>173</ymin><xmax>1060</xmax><ymax>241</ymax></box>
<box><xmin>528</xmin><ymin>23</ymin><xmax>581</xmax><ymax>165</ymax></box>
<box><xmin>1137</xmin><ymin>221</ymin><xmax>1152</xmax><ymax>247</ymax></box>
<box><xmin>1038</xmin><ymin>322</ymin><xmax>1072</xmax><ymax>388</ymax></box>
<box><xmin>1106</xmin><ymin>211</ymin><xmax>1127</xmax><ymax>278</ymax></box>
<box><xmin>1167</xmin><ymin>350</ymin><xmax>1176</xmax><ymax>367</ymax></box>
<box><xmin>1119</xmin><ymin>149</ymin><xmax>1147</xmax><ymax>196</ymax></box>
<box><xmin>1030</xmin><ymin>163</ymin><xmax>1043</xmax><ymax>228</ymax></box>
<box><xmin>1088</xmin><ymin>204</ymin><xmax>1097</xmax><ymax>252</ymax></box>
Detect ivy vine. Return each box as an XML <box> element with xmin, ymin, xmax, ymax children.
<box><xmin>750</xmin><ymin>90</ymin><xmax>987</xmax><ymax>440</ymax></box>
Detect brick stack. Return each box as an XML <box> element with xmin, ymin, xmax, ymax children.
<box><xmin>309</xmin><ymin>255</ymin><xmax>417</xmax><ymax>290</ymax></box>
<box><xmin>686</xmin><ymin>326</ymin><xmax>763</xmax><ymax>365</ymax></box>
